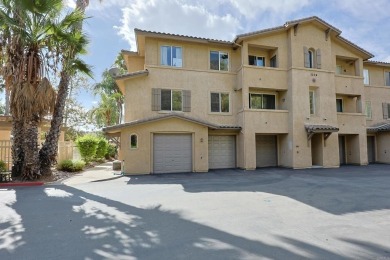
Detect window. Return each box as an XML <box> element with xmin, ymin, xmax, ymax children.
<box><xmin>336</xmin><ymin>99</ymin><xmax>343</xmax><ymax>112</ymax></box>
<box><xmin>304</xmin><ymin>47</ymin><xmax>321</xmax><ymax>69</ymax></box>
<box><xmin>249</xmin><ymin>94</ymin><xmax>276</xmax><ymax>109</ymax></box>
<box><xmin>248</xmin><ymin>55</ymin><xmax>265</xmax><ymax>67</ymax></box>
<box><xmin>385</xmin><ymin>72</ymin><xmax>390</xmax><ymax>86</ymax></box>
<box><xmin>152</xmin><ymin>88</ymin><xmax>191</xmax><ymax>112</ymax></box>
<box><xmin>161</xmin><ymin>46</ymin><xmax>182</xmax><ymax>67</ymax></box>
<box><xmin>363</xmin><ymin>69</ymin><xmax>370</xmax><ymax>85</ymax></box>
<box><xmin>161</xmin><ymin>89</ymin><xmax>182</xmax><ymax>111</ymax></box>
<box><xmin>309</xmin><ymin>91</ymin><xmax>315</xmax><ymax>115</ymax></box>
<box><xmin>365</xmin><ymin>101</ymin><xmax>372</xmax><ymax>119</ymax></box>
<box><xmin>130</xmin><ymin>134</ymin><xmax>138</xmax><ymax>149</ymax></box>
<box><xmin>336</xmin><ymin>65</ymin><xmax>342</xmax><ymax>75</ymax></box>
<box><xmin>210</xmin><ymin>51</ymin><xmax>229</xmax><ymax>71</ymax></box>
<box><xmin>210</xmin><ymin>92</ymin><xmax>229</xmax><ymax>113</ymax></box>
<box><xmin>382</xmin><ymin>103</ymin><xmax>390</xmax><ymax>119</ymax></box>
<box><xmin>270</xmin><ymin>55</ymin><xmax>277</xmax><ymax>68</ymax></box>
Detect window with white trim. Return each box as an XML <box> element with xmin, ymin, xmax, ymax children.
<box><xmin>248</xmin><ymin>55</ymin><xmax>265</xmax><ymax>67</ymax></box>
<box><xmin>210</xmin><ymin>51</ymin><xmax>229</xmax><ymax>71</ymax></box>
<box><xmin>210</xmin><ymin>92</ymin><xmax>229</xmax><ymax>113</ymax></box>
<box><xmin>130</xmin><ymin>134</ymin><xmax>138</xmax><ymax>149</ymax></box>
<box><xmin>249</xmin><ymin>93</ymin><xmax>276</xmax><ymax>109</ymax></box>
<box><xmin>363</xmin><ymin>69</ymin><xmax>370</xmax><ymax>85</ymax></box>
<box><xmin>151</xmin><ymin>88</ymin><xmax>191</xmax><ymax>112</ymax></box>
<box><xmin>161</xmin><ymin>46</ymin><xmax>182</xmax><ymax>67</ymax></box>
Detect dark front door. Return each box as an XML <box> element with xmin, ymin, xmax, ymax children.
<box><xmin>367</xmin><ymin>136</ymin><xmax>375</xmax><ymax>163</ymax></box>
<box><xmin>339</xmin><ymin>136</ymin><xmax>346</xmax><ymax>165</ymax></box>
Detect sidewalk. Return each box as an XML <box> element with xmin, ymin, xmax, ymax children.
<box><xmin>63</xmin><ymin>162</ymin><xmax>122</xmax><ymax>185</ymax></box>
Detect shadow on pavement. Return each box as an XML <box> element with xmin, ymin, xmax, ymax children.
<box><xmin>125</xmin><ymin>164</ymin><xmax>390</xmax><ymax>215</ymax></box>
<box><xmin>1</xmin><ymin>184</ymin><xmax>388</xmax><ymax>259</ymax></box>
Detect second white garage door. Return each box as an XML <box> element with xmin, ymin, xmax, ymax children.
<box><xmin>153</xmin><ymin>134</ymin><xmax>192</xmax><ymax>173</ymax></box>
<box><xmin>256</xmin><ymin>135</ymin><xmax>277</xmax><ymax>167</ymax></box>
<box><xmin>208</xmin><ymin>135</ymin><xmax>236</xmax><ymax>169</ymax></box>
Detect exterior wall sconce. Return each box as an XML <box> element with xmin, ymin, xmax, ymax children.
<box><xmin>200</xmin><ymin>138</ymin><xmax>204</xmax><ymax>143</ymax></box>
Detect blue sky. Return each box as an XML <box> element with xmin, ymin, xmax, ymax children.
<box><xmin>68</xmin><ymin>0</ymin><xmax>390</xmax><ymax>109</ymax></box>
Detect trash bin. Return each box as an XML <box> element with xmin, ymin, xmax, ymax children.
<box><xmin>113</xmin><ymin>160</ymin><xmax>121</xmax><ymax>170</ymax></box>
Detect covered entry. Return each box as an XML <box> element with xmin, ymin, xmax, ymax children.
<box><xmin>208</xmin><ymin>135</ymin><xmax>236</xmax><ymax>169</ymax></box>
<box><xmin>153</xmin><ymin>134</ymin><xmax>192</xmax><ymax>173</ymax></box>
<box><xmin>305</xmin><ymin>124</ymin><xmax>339</xmax><ymax>167</ymax></box>
<box><xmin>256</xmin><ymin>135</ymin><xmax>277</xmax><ymax>167</ymax></box>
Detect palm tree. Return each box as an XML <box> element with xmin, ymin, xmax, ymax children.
<box><xmin>90</xmin><ymin>93</ymin><xmax>120</xmax><ymax>128</ymax></box>
<box><xmin>38</xmin><ymin>0</ymin><xmax>93</xmax><ymax>175</ymax></box>
<box><xmin>0</xmin><ymin>0</ymin><xmax>90</xmax><ymax>179</ymax></box>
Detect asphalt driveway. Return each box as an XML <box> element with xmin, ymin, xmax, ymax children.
<box><xmin>1</xmin><ymin>164</ymin><xmax>390</xmax><ymax>259</ymax></box>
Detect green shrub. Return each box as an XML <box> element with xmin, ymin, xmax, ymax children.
<box><xmin>76</xmin><ymin>135</ymin><xmax>98</xmax><ymax>162</ymax></box>
<box><xmin>57</xmin><ymin>160</ymin><xmax>85</xmax><ymax>172</ymax></box>
<box><xmin>0</xmin><ymin>160</ymin><xmax>7</xmax><ymax>172</ymax></box>
<box><xmin>96</xmin><ymin>138</ymin><xmax>109</xmax><ymax>159</ymax></box>
<box><xmin>105</xmin><ymin>143</ymin><xmax>117</xmax><ymax>159</ymax></box>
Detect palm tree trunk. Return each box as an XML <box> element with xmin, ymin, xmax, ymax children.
<box><xmin>22</xmin><ymin>119</ymin><xmax>40</xmax><ymax>180</ymax></box>
<box><xmin>39</xmin><ymin>72</ymin><xmax>70</xmax><ymax>175</ymax></box>
<box><xmin>11</xmin><ymin>119</ymin><xmax>24</xmax><ymax>177</ymax></box>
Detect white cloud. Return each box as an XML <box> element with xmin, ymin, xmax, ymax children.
<box><xmin>114</xmin><ymin>0</ymin><xmax>241</xmax><ymax>51</ymax></box>
<box><xmin>334</xmin><ymin>0</ymin><xmax>390</xmax><ymax>22</ymax></box>
<box><xmin>228</xmin><ymin>0</ymin><xmax>310</xmax><ymax>19</ymax></box>
<box><xmin>64</xmin><ymin>0</ymin><xmax>76</xmax><ymax>9</ymax></box>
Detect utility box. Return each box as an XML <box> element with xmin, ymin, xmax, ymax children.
<box><xmin>113</xmin><ymin>160</ymin><xmax>121</xmax><ymax>171</ymax></box>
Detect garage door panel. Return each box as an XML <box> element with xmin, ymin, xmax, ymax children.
<box><xmin>256</xmin><ymin>135</ymin><xmax>277</xmax><ymax>167</ymax></box>
<box><xmin>153</xmin><ymin>134</ymin><xmax>192</xmax><ymax>173</ymax></box>
<box><xmin>209</xmin><ymin>136</ymin><xmax>236</xmax><ymax>169</ymax></box>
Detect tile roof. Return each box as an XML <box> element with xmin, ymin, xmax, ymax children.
<box><xmin>364</xmin><ymin>60</ymin><xmax>390</xmax><ymax>67</ymax></box>
<box><xmin>367</xmin><ymin>122</ymin><xmax>390</xmax><ymax>132</ymax></box>
<box><xmin>305</xmin><ymin>124</ymin><xmax>339</xmax><ymax>133</ymax></box>
<box><xmin>134</xmin><ymin>28</ymin><xmax>233</xmax><ymax>45</ymax></box>
<box><xmin>103</xmin><ymin>113</ymin><xmax>241</xmax><ymax>132</ymax></box>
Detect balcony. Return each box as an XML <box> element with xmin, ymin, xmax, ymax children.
<box><xmin>239</xmin><ymin>66</ymin><xmax>288</xmax><ymax>91</ymax></box>
<box><xmin>335</xmin><ymin>75</ymin><xmax>364</xmax><ymax>96</ymax></box>
<box><xmin>243</xmin><ymin>109</ymin><xmax>289</xmax><ymax>133</ymax></box>
<box><xmin>337</xmin><ymin>113</ymin><xmax>366</xmax><ymax>134</ymax></box>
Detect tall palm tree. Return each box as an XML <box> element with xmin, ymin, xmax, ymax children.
<box><xmin>0</xmin><ymin>0</ymin><xmax>90</xmax><ymax>179</ymax></box>
<box><xmin>90</xmin><ymin>93</ymin><xmax>120</xmax><ymax>128</ymax></box>
<box><xmin>39</xmin><ymin>0</ymin><xmax>93</xmax><ymax>175</ymax></box>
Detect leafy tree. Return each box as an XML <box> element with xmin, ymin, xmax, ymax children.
<box><xmin>0</xmin><ymin>0</ymin><xmax>90</xmax><ymax>179</ymax></box>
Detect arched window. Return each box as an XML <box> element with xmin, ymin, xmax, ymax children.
<box><xmin>130</xmin><ymin>134</ymin><xmax>138</xmax><ymax>149</ymax></box>
<box><xmin>308</xmin><ymin>49</ymin><xmax>314</xmax><ymax>68</ymax></box>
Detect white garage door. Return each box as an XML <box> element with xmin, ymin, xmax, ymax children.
<box><xmin>208</xmin><ymin>135</ymin><xmax>236</xmax><ymax>169</ymax></box>
<box><xmin>153</xmin><ymin>134</ymin><xmax>192</xmax><ymax>173</ymax></box>
<box><xmin>256</xmin><ymin>135</ymin><xmax>277</xmax><ymax>167</ymax></box>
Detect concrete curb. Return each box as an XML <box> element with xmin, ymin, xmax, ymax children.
<box><xmin>0</xmin><ymin>182</ymin><xmax>44</xmax><ymax>187</ymax></box>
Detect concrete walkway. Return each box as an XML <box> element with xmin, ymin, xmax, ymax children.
<box><xmin>63</xmin><ymin>162</ymin><xmax>122</xmax><ymax>185</ymax></box>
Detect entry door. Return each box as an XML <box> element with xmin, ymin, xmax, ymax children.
<box><xmin>367</xmin><ymin>136</ymin><xmax>375</xmax><ymax>163</ymax></box>
<box><xmin>256</xmin><ymin>135</ymin><xmax>277</xmax><ymax>167</ymax></box>
<box><xmin>153</xmin><ymin>134</ymin><xmax>192</xmax><ymax>173</ymax></box>
<box><xmin>339</xmin><ymin>136</ymin><xmax>346</xmax><ymax>165</ymax></box>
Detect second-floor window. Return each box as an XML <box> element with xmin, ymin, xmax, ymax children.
<box><xmin>385</xmin><ymin>72</ymin><xmax>390</xmax><ymax>86</ymax></box>
<box><xmin>365</xmin><ymin>101</ymin><xmax>372</xmax><ymax>119</ymax></box>
<box><xmin>249</xmin><ymin>94</ymin><xmax>276</xmax><ymax>109</ymax></box>
<box><xmin>309</xmin><ymin>91</ymin><xmax>316</xmax><ymax>115</ymax></box>
<box><xmin>161</xmin><ymin>46</ymin><xmax>182</xmax><ymax>67</ymax></box>
<box><xmin>248</xmin><ymin>55</ymin><xmax>265</xmax><ymax>67</ymax></box>
<box><xmin>383</xmin><ymin>103</ymin><xmax>390</xmax><ymax>119</ymax></box>
<box><xmin>151</xmin><ymin>88</ymin><xmax>191</xmax><ymax>112</ymax></box>
<box><xmin>336</xmin><ymin>98</ymin><xmax>343</xmax><ymax>112</ymax></box>
<box><xmin>210</xmin><ymin>92</ymin><xmax>229</xmax><ymax>113</ymax></box>
<box><xmin>210</xmin><ymin>51</ymin><xmax>229</xmax><ymax>71</ymax></box>
<box><xmin>363</xmin><ymin>69</ymin><xmax>370</xmax><ymax>85</ymax></box>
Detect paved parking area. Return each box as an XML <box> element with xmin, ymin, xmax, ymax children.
<box><xmin>1</xmin><ymin>164</ymin><xmax>390</xmax><ymax>259</ymax></box>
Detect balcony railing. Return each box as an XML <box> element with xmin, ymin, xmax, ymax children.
<box><xmin>243</xmin><ymin>109</ymin><xmax>289</xmax><ymax>133</ymax></box>
<box><xmin>335</xmin><ymin>75</ymin><xmax>364</xmax><ymax>96</ymax></box>
<box><xmin>239</xmin><ymin>66</ymin><xmax>288</xmax><ymax>91</ymax></box>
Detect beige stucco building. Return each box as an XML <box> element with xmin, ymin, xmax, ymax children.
<box><xmin>104</xmin><ymin>16</ymin><xmax>390</xmax><ymax>174</ymax></box>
